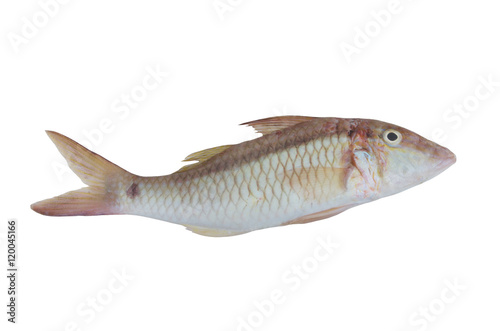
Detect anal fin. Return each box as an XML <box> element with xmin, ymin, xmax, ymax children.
<box><xmin>185</xmin><ymin>225</ymin><xmax>248</xmax><ymax>237</ymax></box>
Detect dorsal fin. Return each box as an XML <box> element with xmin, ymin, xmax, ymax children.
<box><xmin>183</xmin><ymin>145</ymin><xmax>233</xmax><ymax>162</ymax></box>
<box><xmin>174</xmin><ymin>145</ymin><xmax>232</xmax><ymax>174</ymax></box>
<box><xmin>241</xmin><ymin>116</ymin><xmax>317</xmax><ymax>135</ymax></box>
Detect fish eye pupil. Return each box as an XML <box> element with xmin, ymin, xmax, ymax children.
<box><xmin>387</xmin><ymin>132</ymin><xmax>398</xmax><ymax>141</ymax></box>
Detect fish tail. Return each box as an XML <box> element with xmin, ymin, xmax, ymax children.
<box><xmin>31</xmin><ymin>131</ymin><xmax>131</xmax><ymax>216</ymax></box>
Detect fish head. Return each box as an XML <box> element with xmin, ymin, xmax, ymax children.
<box><xmin>357</xmin><ymin>120</ymin><xmax>456</xmax><ymax>198</ymax></box>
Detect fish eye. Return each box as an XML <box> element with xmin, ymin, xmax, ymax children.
<box><xmin>383</xmin><ymin>129</ymin><xmax>402</xmax><ymax>145</ymax></box>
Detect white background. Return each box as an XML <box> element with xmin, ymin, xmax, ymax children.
<box><xmin>1</xmin><ymin>0</ymin><xmax>499</xmax><ymax>330</ymax></box>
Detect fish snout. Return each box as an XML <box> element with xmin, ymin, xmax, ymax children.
<box><xmin>433</xmin><ymin>145</ymin><xmax>456</xmax><ymax>173</ymax></box>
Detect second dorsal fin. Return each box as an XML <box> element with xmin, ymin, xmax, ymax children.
<box><xmin>241</xmin><ymin>116</ymin><xmax>317</xmax><ymax>135</ymax></box>
<box><xmin>183</xmin><ymin>145</ymin><xmax>233</xmax><ymax>162</ymax></box>
<box><xmin>174</xmin><ymin>145</ymin><xmax>233</xmax><ymax>173</ymax></box>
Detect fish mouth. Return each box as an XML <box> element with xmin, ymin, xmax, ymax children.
<box><xmin>434</xmin><ymin>147</ymin><xmax>456</xmax><ymax>173</ymax></box>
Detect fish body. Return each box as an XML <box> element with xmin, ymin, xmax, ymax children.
<box><xmin>31</xmin><ymin>116</ymin><xmax>456</xmax><ymax>236</ymax></box>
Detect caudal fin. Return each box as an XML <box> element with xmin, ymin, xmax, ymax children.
<box><xmin>31</xmin><ymin>131</ymin><xmax>131</xmax><ymax>216</ymax></box>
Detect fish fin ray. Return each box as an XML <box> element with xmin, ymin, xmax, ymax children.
<box><xmin>282</xmin><ymin>205</ymin><xmax>355</xmax><ymax>226</ymax></box>
<box><xmin>241</xmin><ymin>116</ymin><xmax>317</xmax><ymax>135</ymax></box>
<box><xmin>31</xmin><ymin>187</ymin><xmax>114</xmax><ymax>216</ymax></box>
<box><xmin>174</xmin><ymin>145</ymin><xmax>233</xmax><ymax>174</ymax></box>
<box><xmin>31</xmin><ymin>131</ymin><xmax>131</xmax><ymax>216</ymax></box>
<box><xmin>285</xmin><ymin>166</ymin><xmax>353</xmax><ymax>201</ymax></box>
<box><xmin>281</xmin><ymin>165</ymin><xmax>355</xmax><ymax>225</ymax></box>
<box><xmin>183</xmin><ymin>145</ymin><xmax>233</xmax><ymax>162</ymax></box>
<box><xmin>185</xmin><ymin>225</ymin><xmax>248</xmax><ymax>237</ymax></box>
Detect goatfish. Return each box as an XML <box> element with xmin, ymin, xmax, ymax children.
<box><xmin>31</xmin><ymin>116</ymin><xmax>456</xmax><ymax>237</ymax></box>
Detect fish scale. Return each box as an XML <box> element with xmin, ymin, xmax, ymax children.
<box><xmin>120</xmin><ymin>129</ymin><xmax>354</xmax><ymax>233</ymax></box>
<box><xmin>31</xmin><ymin>116</ymin><xmax>456</xmax><ymax>237</ymax></box>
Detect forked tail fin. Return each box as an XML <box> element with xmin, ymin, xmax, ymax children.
<box><xmin>31</xmin><ymin>131</ymin><xmax>132</xmax><ymax>216</ymax></box>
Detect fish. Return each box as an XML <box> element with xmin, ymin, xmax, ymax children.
<box><xmin>31</xmin><ymin>116</ymin><xmax>456</xmax><ymax>237</ymax></box>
